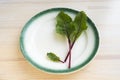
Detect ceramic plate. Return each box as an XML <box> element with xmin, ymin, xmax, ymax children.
<box><xmin>20</xmin><ymin>8</ymin><xmax>99</xmax><ymax>74</ymax></box>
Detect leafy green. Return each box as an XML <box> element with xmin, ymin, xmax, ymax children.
<box><xmin>47</xmin><ymin>52</ymin><xmax>60</xmax><ymax>62</ymax></box>
<box><xmin>56</xmin><ymin>11</ymin><xmax>87</xmax><ymax>42</ymax></box>
<box><xmin>56</xmin><ymin>11</ymin><xmax>75</xmax><ymax>38</ymax></box>
<box><xmin>74</xmin><ymin>11</ymin><xmax>87</xmax><ymax>30</ymax></box>
<box><xmin>46</xmin><ymin>11</ymin><xmax>88</xmax><ymax>69</ymax></box>
<box><xmin>73</xmin><ymin>11</ymin><xmax>88</xmax><ymax>40</ymax></box>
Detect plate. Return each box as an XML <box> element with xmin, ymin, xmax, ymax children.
<box><xmin>20</xmin><ymin>8</ymin><xmax>99</xmax><ymax>74</ymax></box>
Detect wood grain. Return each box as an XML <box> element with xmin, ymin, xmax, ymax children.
<box><xmin>0</xmin><ymin>0</ymin><xmax>120</xmax><ymax>80</ymax></box>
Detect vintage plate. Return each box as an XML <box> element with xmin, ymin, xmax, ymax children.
<box><xmin>20</xmin><ymin>8</ymin><xmax>99</xmax><ymax>74</ymax></box>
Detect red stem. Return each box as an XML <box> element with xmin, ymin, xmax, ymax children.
<box><xmin>68</xmin><ymin>48</ymin><xmax>71</xmax><ymax>68</ymax></box>
<box><xmin>68</xmin><ymin>38</ymin><xmax>71</xmax><ymax>68</ymax></box>
<box><xmin>64</xmin><ymin>32</ymin><xmax>80</xmax><ymax>63</ymax></box>
<box><xmin>63</xmin><ymin>35</ymin><xmax>77</xmax><ymax>68</ymax></box>
<box><xmin>59</xmin><ymin>60</ymin><xmax>64</xmax><ymax>63</ymax></box>
<box><xmin>64</xmin><ymin>41</ymin><xmax>75</xmax><ymax>62</ymax></box>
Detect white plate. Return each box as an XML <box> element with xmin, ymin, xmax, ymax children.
<box><xmin>20</xmin><ymin>8</ymin><xmax>99</xmax><ymax>74</ymax></box>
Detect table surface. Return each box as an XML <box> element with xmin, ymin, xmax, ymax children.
<box><xmin>0</xmin><ymin>0</ymin><xmax>120</xmax><ymax>80</ymax></box>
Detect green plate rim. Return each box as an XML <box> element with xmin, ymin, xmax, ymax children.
<box><xmin>20</xmin><ymin>7</ymin><xmax>99</xmax><ymax>74</ymax></box>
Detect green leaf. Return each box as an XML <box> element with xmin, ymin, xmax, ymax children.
<box><xmin>56</xmin><ymin>11</ymin><xmax>74</xmax><ymax>37</ymax></box>
<box><xmin>47</xmin><ymin>52</ymin><xmax>60</xmax><ymax>62</ymax></box>
<box><xmin>74</xmin><ymin>11</ymin><xmax>87</xmax><ymax>30</ymax></box>
<box><xmin>72</xmin><ymin>11</ymin><xmax>88</xmax><ymax>41</ymax></box>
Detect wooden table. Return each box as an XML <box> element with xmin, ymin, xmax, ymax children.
<box><xmin>0</xmin><ymin>0</ymin><xmax>120</xmax><ymax>80</ymax></box>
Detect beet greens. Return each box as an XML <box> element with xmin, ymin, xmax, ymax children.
<box><xmin>47</xmin><ymin>11</ymin><xmax>88</xmax><ymax>69</ymax></box>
